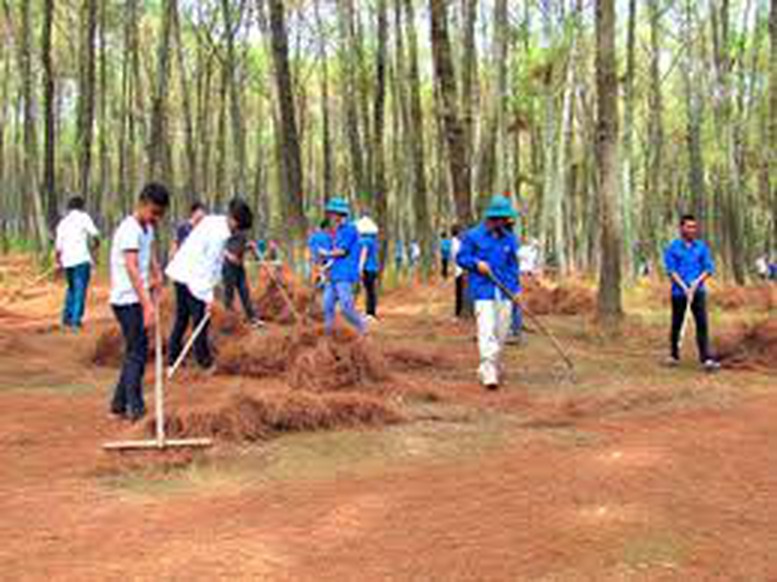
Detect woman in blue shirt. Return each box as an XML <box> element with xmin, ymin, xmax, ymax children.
<box><xmin>357</xmin><ymin>217</ymin><xmax>381</xmax><ymax>320</ymax></box>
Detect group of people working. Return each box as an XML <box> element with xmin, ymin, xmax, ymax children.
<box><xmin>52</xmin><ymin>184</ymin><xmax>724</xmax><ymax>420</ymax></box>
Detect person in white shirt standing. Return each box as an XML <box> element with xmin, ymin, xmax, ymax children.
<box><xmin>109</xmin><ymin>183</ymin><xmax>170</xmax><ymax>421</ymax></box>
<box><xmin>165</xmin><ymin>198</ymin><xmax>254</xmax><ymax>372</ymax></box>
<box><xmin>55</xmin><ymin>196</ymin><xmax>100</xmax><ymax>331</ymax></box>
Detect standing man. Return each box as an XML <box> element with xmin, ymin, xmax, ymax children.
<box><xmin>663</xmin><ymin>214</ymin><xmax>720</xmax><ymax>371</ymax></box>
<box><xmin>166</xmin><ymin>198</ymin><xmax>254</xmax><ymax>371</ymax></box>
<box><xmin>457</xmin><ymin>196</ymin><xmax>520</xmax><ymax>390</ymax></box>
<box><xmin>170</xmin><ymin>201</ymin><xmax>206</xmax><ymax>258</ymax></box>
<box><xmin>55</xmin><ymin>196</ymin><xmax>100</xmax><ymax>331</ymax></box>
<box><xmin>307</xmin><ymin>220</ymin><xmax>333</xmax><ymax>288</ymax></box>
<box><xmin>222</xmin><ymin>228</ymin><xmax>261</xmax><ymax>327</ymax></box>
<box><xmin>109</xmin><ymin>183</ymin><xmax>170</xmax><ymax>421</ymax></box>
<box><xmin>394</xmin><ymin>238</ymin><xmax>404</xmax><ymax>275</ymax></box>
<box><xmin>440</xmin><ymin>232</ymin><xmax>452</xmax><ymax>279</ymax></box>
<box><xmin>357</xmin><ymin>216</ymin><xmax>380</xmax><ymax>321</ymax></box>
<box><xmin>319</xmin><ymin>198</ymin><xmax>365</xmax><ymax>334</ymax></box>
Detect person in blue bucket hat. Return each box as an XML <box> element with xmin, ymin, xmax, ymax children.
<box><xmin>319</xmin><ymin>197</ymin><xmax>366</xmax><ymax>335</ymax></box>
<box><xmin>456</xmin><ymin>195</ymin><xmax>520</xmax><ymax>390</ymax></box>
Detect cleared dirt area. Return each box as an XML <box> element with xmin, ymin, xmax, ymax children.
<box><xmin>1</xmin><ymin>258</ymin><xmax>775</xmax><ymax>580</ymax></box>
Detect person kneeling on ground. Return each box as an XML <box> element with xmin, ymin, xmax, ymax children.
<box><xmin>108</xmin><ymin>183</ymin><xmax>170</xmax><ymax>421</ymax></box>
<box><xmin>55</xmin><ymin>195</ymin><xmax>100</xmax><ymax>332</ymax></box>
<box><xmin>222</xmin><ymin>229</ymin><xmax>262</xmax><ymax>327</ymax></box>
<box><xmin>663</xmin><ymin>213</ymin><xmax>720</xmax><ymax>372</ymax></box>
<box><xmin>166</xmin><ymin>198</ymin><xmax>254</xmax><ymax>372</ymax></box>
<box><xmin>319</xmin><ymin>198</ymin><xmax>365</xmax><ymax>335</ymax></box>
<box><xmin>457</xmin><ymin>195</ymin><xmax>521</xmax><ymax>390</ymax></box>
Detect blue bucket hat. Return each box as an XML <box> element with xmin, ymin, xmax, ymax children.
<box><xmin>324</xmin><ymin>197</ymin><xmax>351</xmax><ymax>216</ymax></box>
<box><xmin>484</xmin><ymin>195</ymin><xmax>517</xmax><ymax>220</ymax></box>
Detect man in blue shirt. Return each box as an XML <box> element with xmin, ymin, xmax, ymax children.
<box><xmin>440</xmin><ymin>232</ymin><xmax>452</xmax><ymax>279</ymax></box>
<box><xmin>663</xmin><ymin>214</ymin><xmax>719</xmax><ymax>371</ymax></box>
<box><xmin>457</xmin><ymin>195</ymin><xmax>520</xmax><ymax>390</ymax></box>
<box><xmin>319</xmin><ymin>198</ymin><xmax>365</xmax><ymax>334</ymax></box>
<box><xmin>170</xmin><ymin>201</ymin><xmax>206</xmax><ymax>258</ymax></box>
<box><xmin>357</xmin><ymin>216</ymin><xmax>380</xmax><ymax>320</ymax></box>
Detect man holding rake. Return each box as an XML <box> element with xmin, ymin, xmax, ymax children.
<box><xmin>663</xmin><ymin>214</ymin><xmax>720</xmax><ymax>372</ymax></box>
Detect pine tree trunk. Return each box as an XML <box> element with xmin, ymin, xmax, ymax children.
<box><xmin>373</xmin><ymin>0</ymin><xmax>389</xmax><ymax>270</ymax></box>
<box><xmin>41</xmin><ymin>0</ymin><xmax>57</xmax><ymax>230</ymax></box>
<box><xmin>77</xmin><ymin>0</ymin><xmax>98</xmax><ymax>204</ymax></box>
<box><xmin>595</xmin><ymin>0</ymin><xmax>623</xmax><ymax>324</ymax></box>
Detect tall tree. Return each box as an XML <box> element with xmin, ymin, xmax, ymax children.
<box><xmin>268</xmin><ymin>0</ymin><xmax>306</xmax><ymax>237</ymax></box>
<box><xmin>147</xmin><ymin>0</ymin><xmax>175</xmax><ymax>184</ymax></box>
<box><xmin>76</xmin><ymin>0</ymin><xmax>98</xmax><ymax>202</ymax></box>
<box><xmin>430</xmin><ymin>0</ymin><xmax>472</xmax><ymax>226</ymax></box>
<box><xmin>595</xmin><ymin>0</ymin><xmax>623</xmax><ymax>323</ymax></box>
<box><xmin>373</xmin><ymin>0</ymin><xmax>389</xmax><ymax>264</ymax></box>
<box><xmin>621</xmin><ymin>0</ymin><xmax>637</xmax><ymax>275</ymax></box>
<box><xmin>41</xmin><ymin>0</ymin><xmax>57</xmax><ymax>229</ymax></box>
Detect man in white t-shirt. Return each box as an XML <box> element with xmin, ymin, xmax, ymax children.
<box><xmin>55</xmin><ymin>196</ymin><xmax>100</xmax><ymax>331</ymax></box>
<box><xmin>108</xmin><ymin>183</ymin><xmax>170</xmax><ymax>421</ymax></box>
<box><xmin>518</xmin><ymin>237</ymin><xmax>541</xmax><ymax>277</ymax></box>
<box><xmin>165</xmin><ymin>198</ymin><xmax>254</xmax><ymax>371</ymax></box>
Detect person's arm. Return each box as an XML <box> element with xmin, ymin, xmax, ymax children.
<box><xmin>150</xmin><ymin>252</ymin><xmax>163</xmax><ymax>298</ymax></box>
<box><xmin>690</xmin><ymin>245</ymin><xmax>715</xmax><ymax>293</ymax></box>
<box><xmin>664</xmin><ymin>244</ymin><xmax>689</xmax><ymax>294</ymax></box>
<box><xmin>359</xmin><ymin>242</ymin><xmax>368</xmax><ymax>273</ymax></box>
<box><xmin>125</xmin><ymin>250</ymin><xmax>155</xmax><ymax>328</ymax></box>
<box><xmin>456</xmin><ymin>233</ymin><xmax>490</xmax><ymax>276</ymax></box>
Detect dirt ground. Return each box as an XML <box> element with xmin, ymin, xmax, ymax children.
<box><xmin>1</xmin><ymin>258</ymin><xmax>776</xmax><ymax>580</ymax></box>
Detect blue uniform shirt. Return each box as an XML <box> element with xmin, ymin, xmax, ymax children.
<box><xmin>663</xmin><ymin>238</ymin><xmax>715</xmax><ymax>297</ymax></box>
<box><xmin>360</xmin><ymin>234</ymin><xmax>380</xmax><ymax>273</ymax></box>
<box><xmin>330</xmin><ymin>222</ymin><xmax>361</xmax><ymax>283</ymax></box>
<box><xmin>308</xmin><ymin>230</ymin><xmax>332</xmax><ymax>264</ymax></box>
<box><xmin>440</xmin><ymin>238</ymin><xmax>452</xmax><ymax>259</ymax></box>
<box><xmin>456</xmin><ymin>223</ymin><xmax>520</xmax><ymax>301</ymax></box>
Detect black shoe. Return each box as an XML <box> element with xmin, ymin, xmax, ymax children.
<box><xmin>485</xmin><ymin>383</ymin><xmax>500</xmax><ymax>391</ymax></box>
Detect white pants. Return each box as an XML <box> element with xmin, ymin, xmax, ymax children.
<box><xmin>475</xmin><ymin>299</ymin><xmax>513</xmax><ymax>386</ymax></box>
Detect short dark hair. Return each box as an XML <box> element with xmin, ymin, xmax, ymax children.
<box><xmin>67</xmin><ymin>196</ymin><xmax>85</xmax><ymax>211</ymax></box>
<box><xmin>680</xmin><ymin>214</ymin><xmax>697</xmax><ymax>225</ymax></box>
<box><xmin>320</xmin><ymin>219</ymin><xmax>329</xmax><ymax>230</ymax></box>
<box><xmin>190</xmin><ymin>201</ymin><xmax>205</xmax><ymax>215</ymax></box>
<box><xmin>451</xmin><ymin>224</ymin><xmax>461</xmax><ymax>236</ymax></box>
<box><xmin>139</xmin><ymin>182</ymin><xmax>171</xmax><ymax>209</ymax></box>
<box><xmin>228</xmin><ymin>198</ymin><xmax>253</xmax><ymax>231</ymax></box>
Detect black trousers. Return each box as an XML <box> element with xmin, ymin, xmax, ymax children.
<box><xmin>455</xmin><ymin>274</ymin><xmax>465</xmax><ymax>318</ymax></box>
<box><xmin>111</xmin><ymin>303</ymin><xmax>147</xmax><ymax>416</ymax></box>
<box><xmin>670</xmin><ymin>292</ymin><xmax>710</xmax><ymax>362</ymax></box>
<box><xmin>223</xmin><ymin>262</ymin><xmax>256</xmax><ymax>321</ymax></box>
<box><xmin>441</xmin><ymin>258</ymin><xmax>450</xmax><ymax>279</ymax></box>
<box><xmin>168</xmin><ymin>282</ymin><xmax>213</xmax><ymax>368</ymax></box>
<box><xmin>362</xmin><ymin>270</ymin><xmax>378</xmax><ymax>317</ymax></box>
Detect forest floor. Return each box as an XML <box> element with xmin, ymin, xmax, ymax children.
<box><xmin>0</xmin><ymin>254</ymin><xmax>775</xmax><ymax>581</ymax></box>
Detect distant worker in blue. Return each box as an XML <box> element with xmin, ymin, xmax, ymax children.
<box><xmin>357</xmin><ymin>216</ymin><xmax>381</xmax><ymax>321</ymax></box>
<box><xmin>457</xmin><ymin>195</ymin><xmax>521</xmax><ymax>390</ymax></box>
<box><xmin>318</xmin><ymin>198</ymin><xmax>365</xmax><ymax>335</ymax></box>
<box><xmin>394</xmin><ymin>239</ymin><xmax>404</xmax><ymax>274</ymax></box>
<box><xmin>663</xmin><ymin>214</ymin><xmax>720</xmax><ymax>372</ymax></box>
<box><xmin>440</xmin><ymin>232</ymin><xmax>452</xmax><ymax>279</ymax></box>
<box><xmin>307</xmin><ymin>219</ymin><xmax>333</xmax><ymax>288</ymax></box>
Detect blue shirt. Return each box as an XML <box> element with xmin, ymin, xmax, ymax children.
<box><xmin>663</xmin><ymin>238</ymin><xmax>715</xmax><ymax>296</ymax></box>
<box><xmin>360</xmin><ymin>234</ymin><xmax>380</xmax><ymax>273</ymax></box>
<box><xmin>175</xmin><ymin>221</ymin><xmax>194</xmax><ymax>245</ymax></box>
<box><xmin>308</xmin><ymin>230</ymin><xmax>332</xmax><ymax>264</ymax></box>
<box><xmin>394</xmin><ymin>241</ymin><xmax>404</xmax><ymax>264</ymax></box>
<box><xmin>456</xmin><ymin>223</ymin><xmax>520</xmax><ymax>301</ymax></box>
<box><xmin>440</xmin><ymin>238</ymin><xmax>452</xmax><ymax>259</ymax></box>
<box><xmin>330</xmin><ymin>222</ymin><xmax>361</xmax><ymax>283</ymax></box>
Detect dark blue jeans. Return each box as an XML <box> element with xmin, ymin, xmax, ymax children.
<box><xmin>62</xmin><ymin>263</ymin><xmax>91</xmax><ymax>328</ymax></box>
<box><xmin>111</xmin><ymin>303</ymin><xmax>147</xmax><ymax>417</ymax></box>
<box><xmin>168</xmin><ymin>283</ymin><xmax>213</xmax><ymax>368</ymax></box>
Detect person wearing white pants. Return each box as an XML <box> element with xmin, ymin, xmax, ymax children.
<box><xmin>475</xmin><ymin>297</ymin><xmax>513</xmax><ymax>386</ymax></box>
<box><xmin>457</xmin><ymin>195</ymin><xmax>521</xmax><ymax>390</ymax></box>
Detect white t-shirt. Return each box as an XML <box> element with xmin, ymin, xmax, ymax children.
<box><xmin>518</xmin><ymin>244</ymin><xmax>540</xmax><ymax>275</ymax></box>
<box><xmin>451</xmin><ymin>236</ymin><xmax>463</xmax><ymax>278</ymax></box>
<box><xmin>55</xmin><ymin>210</ymin><xmax>100</xmax><ymax>269</ymax></box>
<box><xmin>165</xmin><ymin>215</ymin><xmax>231</xmax><ymax>303</ymax></box>
<box><xmin>110</xmin><ymin>215</ymin><xmax>155</xmax><ymax>306</ymax></box>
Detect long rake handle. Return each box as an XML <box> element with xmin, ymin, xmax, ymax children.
<box><xmin>678</xmin><ymin>293</ymin><xmax>694</xmax><ymax>348</ymax></box>
<box><xmin>167</xmin><ymin>311</ymin><xmax>211</xmax><ymax>379</ymax></box>
<box><xmin>254</xmin><ymin>251</ymin><xmax>303</xmax><ymax>323</ymax></box>
<box><xmin>487</xmin><ymin>272</ymin><xmax>576</xmax><ymax>372</ymax></box>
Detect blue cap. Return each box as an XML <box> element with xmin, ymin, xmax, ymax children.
<box><xmin>325</xmin><ymin>197</ymin><xmax>350</xmax><ymax>216</ymax></box>
<box><xmin>484</xmin><ymin>195</ymin><xmax>517</xmax><ymax>219</ymax></box>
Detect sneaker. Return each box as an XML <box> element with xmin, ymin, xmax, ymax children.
<box><xmin>664</xmin><ymin>356</ymin><xmax>680</xmax><ymax>367</ymax></box>
<box><xmin>702</xmin><ymin>359</ymin><xmax>721</xmax><ymax>373</ymax></box>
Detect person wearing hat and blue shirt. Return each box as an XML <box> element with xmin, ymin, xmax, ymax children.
<box><xmin>319</xmin><ymin>198</ymin><xmax>366</xmax><ymax>334</ymax></box>
<box><xmin>457</xmin><ymin>195</ymin><xmax>520</xmax><ymax>390</ymax></box>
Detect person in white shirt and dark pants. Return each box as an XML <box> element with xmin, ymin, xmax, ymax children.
<box><xmin>109</xmin><ymin>183</ymin><xmax>170</xmax><ymax>421</ymax></box>
<box><xmin>55</xmin><ymin>196</ymin><xmax>100</xmax><ymax>331</ymax></box>
<box><xmin>165</xmin><ymin>198</ymin><xmax>254</xmax><ymax>371</ymax></box>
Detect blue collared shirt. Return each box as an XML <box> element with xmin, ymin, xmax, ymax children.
<box><xmin>663</xmin><ymin>238</ymin><xmax>715</xmax><ymax>296</ymax></box>
<box><xmin>456</xmin><ymin>223</ymin><xmax>520</xmax><ymax>301</ymax></box>
<box><xmin>330</xmin><ymin>222</ymin><xmax>361</xmax><ymax>283</ymax></box>
<box><xmin>308</xmin><ymin>230</ymin><xmax>332</xmax><ymax>264</ymax></box>
<box><xmin>360</xmin><ymin>234</ymin><xmax>380</xmax><ymax>273</ymax></box>
<box><xmin>440</xmin><ymin>238</ymin><xmax>452</xmax><ymax>259</ymax></box>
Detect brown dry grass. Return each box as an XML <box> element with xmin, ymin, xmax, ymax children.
<box><xmin>715</xmin><ymin>319</ymin><xmax>777</xmax><ymax>371</ymax></box>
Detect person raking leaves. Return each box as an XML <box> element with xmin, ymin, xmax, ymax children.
<box><xmin>456</xmin><ymin>195</ymin><xmax>521</xmax><ymax>390</ymax></box>
<box><xmin>663</xmin><ymin>214</ymin><xmax>720</xmax><ymax>372</ymax></box>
